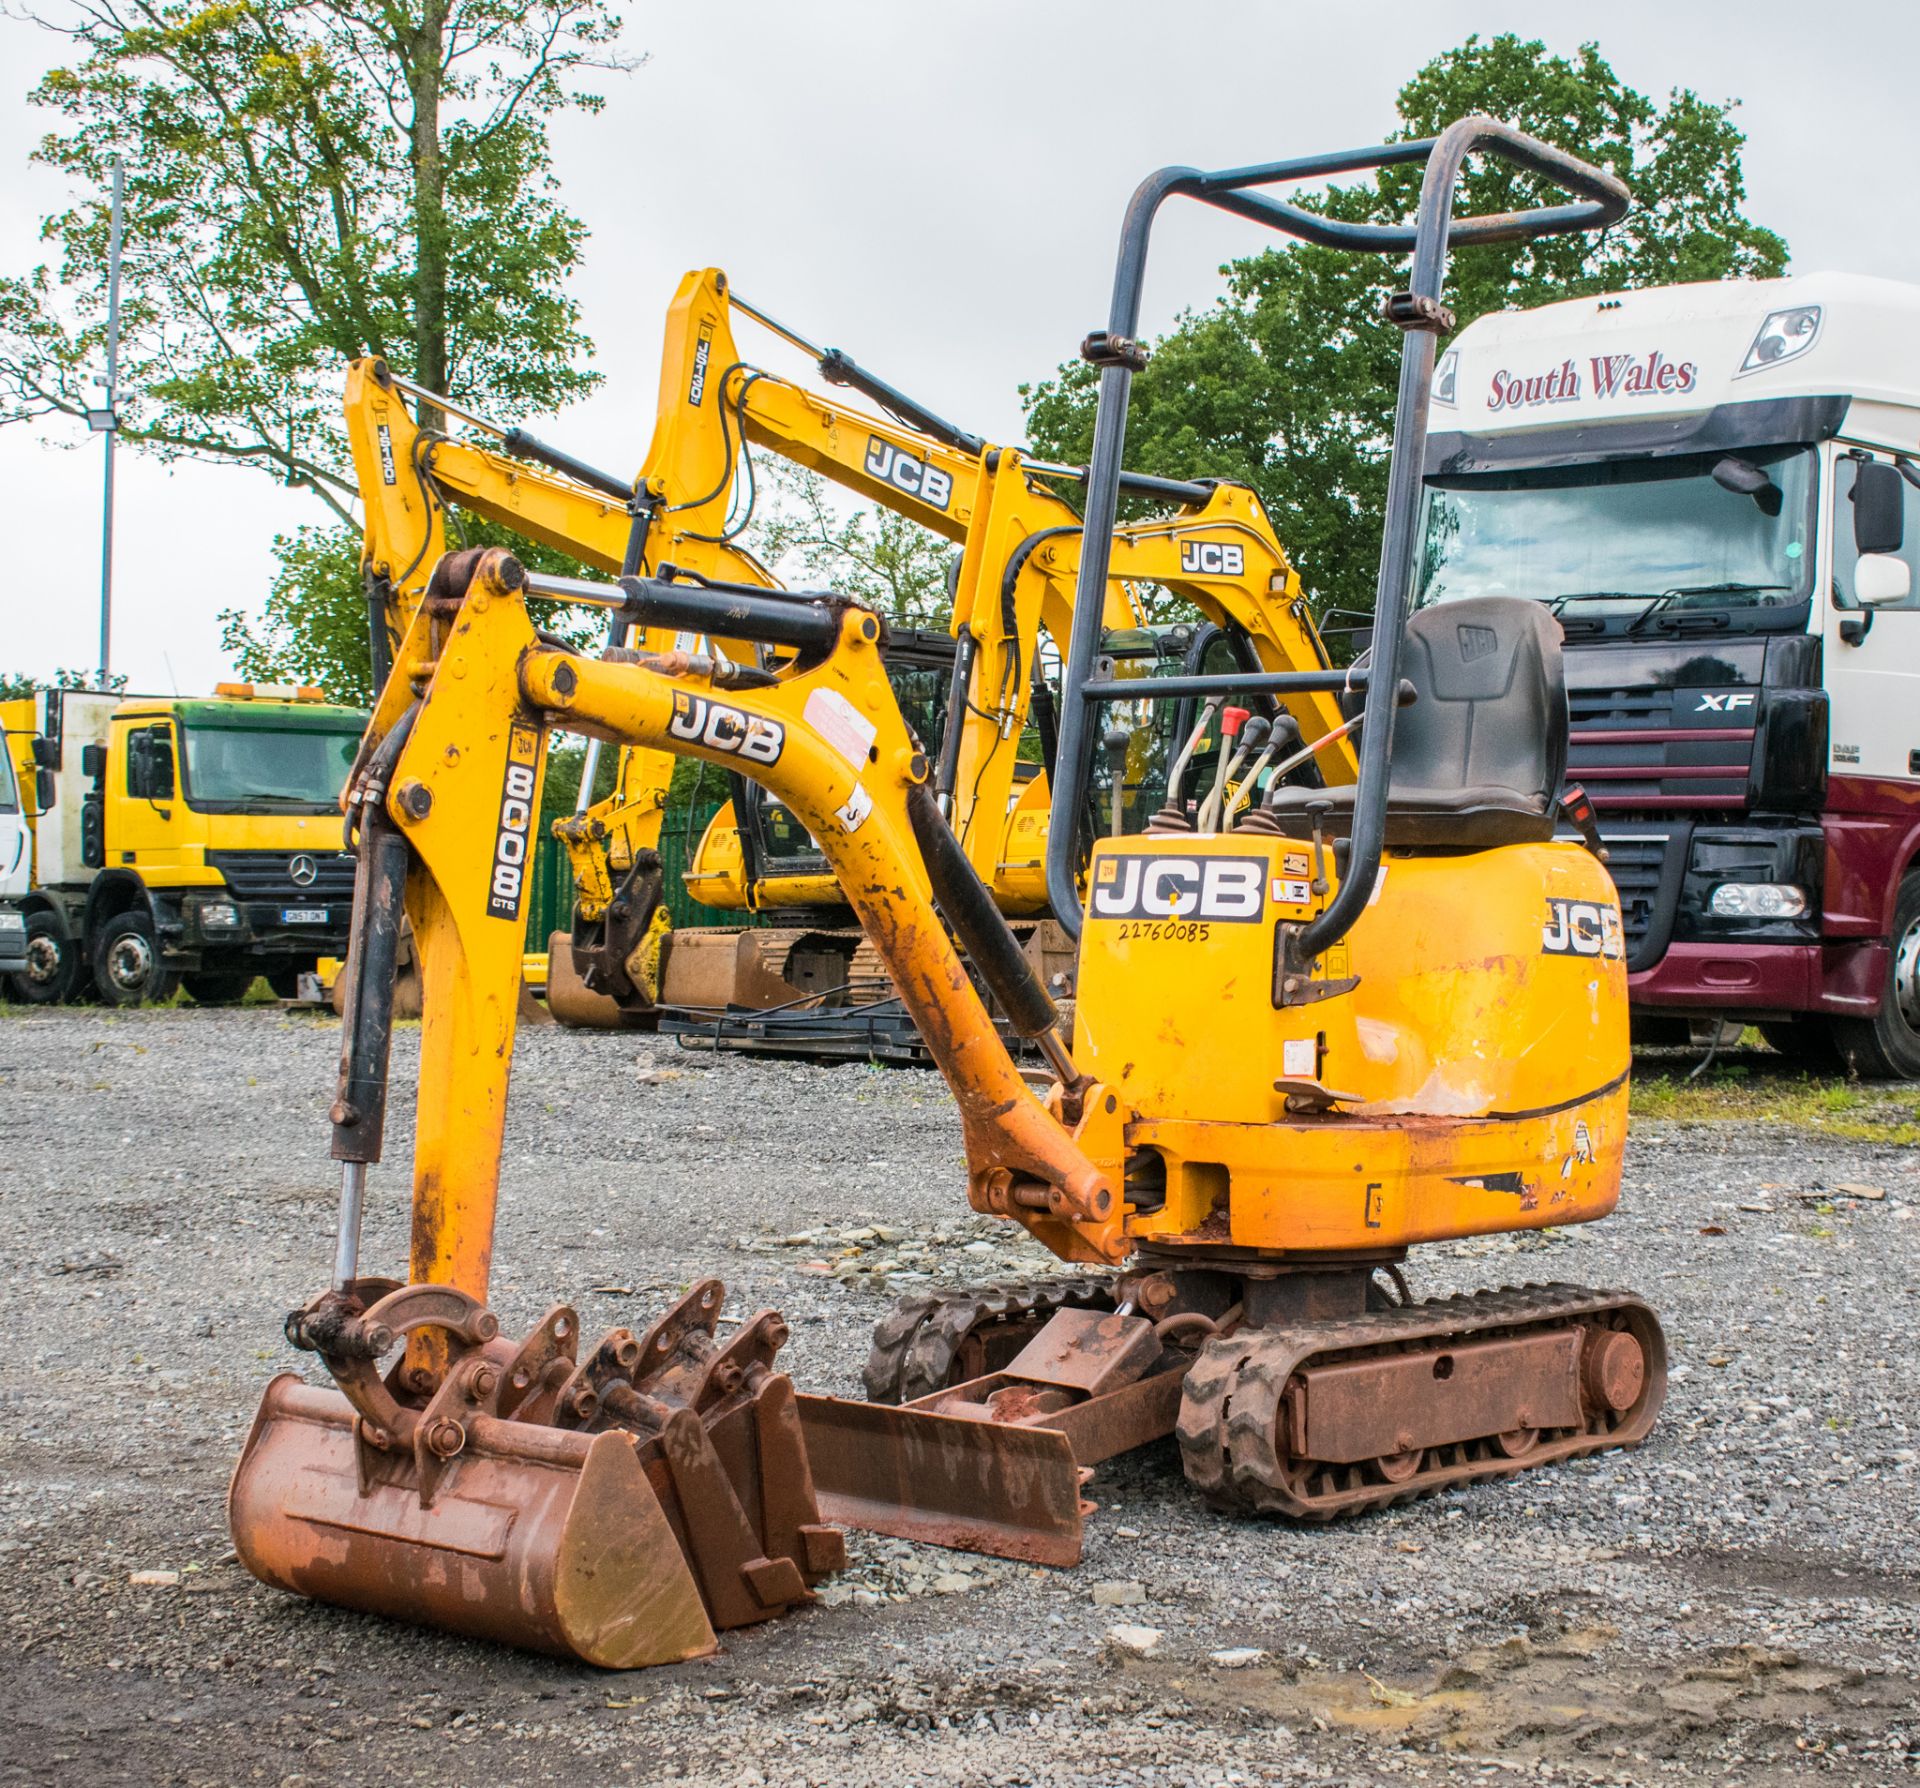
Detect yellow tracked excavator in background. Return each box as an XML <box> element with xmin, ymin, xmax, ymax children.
<box><xmin>345</xmin><ymin>271</ymin><xmax>1349</xmax><ymax>1051</ymax></box>
<box><xmin>231</xmin><ymin>120</ymin><xmax>1665</xmax><ymax>1668</ymax></box>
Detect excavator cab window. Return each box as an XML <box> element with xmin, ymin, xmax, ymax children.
<box><xmin>741</xmin><ymin>629</ymin><xmax>958</xmax><ymax>878</ymax></box>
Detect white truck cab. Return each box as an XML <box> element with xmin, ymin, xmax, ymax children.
<box><xmin>1424</xmin><ymin>274</ymin><xmax>1920</xmax><ymax>1076</ymax></box>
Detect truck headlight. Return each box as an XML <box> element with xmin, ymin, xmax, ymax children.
<box><xmin>1708</xmin><ymin>882</ymin><xmax>1809</xmax><ymax>919</ymax></box>
<box><xmin>0</xmin><ymin>910</ymin><xmax>24</xmax><ymax>935</ymax></box>
<box><xmin>198</xmin><ymin>901</ymin><xmax>242</xmax><ymax>930</ymax></box>
<box><xmin>1738</xmin><ymin>306</ymin><xmax>1820</xmax><ymax>375</ymax></box>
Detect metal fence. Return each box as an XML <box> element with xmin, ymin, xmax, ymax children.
<box><xmin>524</xmin><ymin>801</ymin><xmax>757</xmax><ymax>950</ymax></box>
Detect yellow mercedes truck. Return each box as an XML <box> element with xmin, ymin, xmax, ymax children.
<box><xmin>1</xmin><ymin>683</ymin><xmax>368</xmax><ymax>1005</ymax></box>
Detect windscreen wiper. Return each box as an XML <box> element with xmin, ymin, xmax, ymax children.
<box><xmin>1625</xmin><ymin>582</ymin><xmax>1794</xmax><ymax>634</ymax></box>
<box><xmin>1546</xmin><ymin>590</ymin><xmax>1642</xmax><ymax>615</ymax></box>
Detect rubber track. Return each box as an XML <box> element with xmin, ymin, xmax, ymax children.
<box><xmin>1174</xmin><ymin>1281</ymin><xmax>1666</xmax><ymax>1521</ymax></box>
<box><xmin>861</xmin><ymin>1279</ymin><xmax>1116</xmax><ymax>1405</ymax></box>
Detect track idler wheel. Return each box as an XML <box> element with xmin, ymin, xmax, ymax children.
<box><xmin>230</xmin><ymin>1280</ymin><xmax>844</xmax><ymax>1667</ymax></box>
<box><xmin>862</xmin><ymin>1279</ymin><xmax>1117</xmax><ymax>1404</ymax></box>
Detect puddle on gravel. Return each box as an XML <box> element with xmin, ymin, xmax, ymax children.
<box><xmin>1131</xmin><ymin>1627</ymin><xmax>1914</xmax><ymax>1763</ymax></box>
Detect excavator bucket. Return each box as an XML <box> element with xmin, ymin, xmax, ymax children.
<box><xmin>230</xmin><ymin>1280</ymin><xmax>845</xmax><ymax>1667</ymax></box>
<box><xmin>544</xmin><ymin>927</ymin><xmax>648</xmax><ymax>1028</ymax></box>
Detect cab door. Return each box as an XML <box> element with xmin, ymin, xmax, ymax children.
<box><xmin>1825</xmin><ymin>450</ymin><xmax>1920</xmax><ymax>783</ymax></box>
<box><xmin>110</xmin><ymin>718</ymin><xmax>184</xmax><ymax>866</ymax></box>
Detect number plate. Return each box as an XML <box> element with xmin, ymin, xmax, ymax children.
<box><xmin>281</xmin><ymin>907</ymin><xmax>329</xmax><ymax>925</ymax></box>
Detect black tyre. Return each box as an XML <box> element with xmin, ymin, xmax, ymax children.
<box><xmin>1758</xmin><ymin>1020</ymin><xmax>1846</xmax><ymax>1075</ymax></box>
<box><xmin>92</xmin><ymin>911</ymin><xmax>179</xmax><ymax>1007</ymax></box>
<box><xmin>1831</xmin><ymin>871</ymin><xmax>1920</xmax><ymax>1081</ymax></box>
<box><xmin>184</xmin><ymin>970</ymin><xmax>256</xmax><ymax>1006</ymax></box>
<box><xmin>7</xmin><ymin>911</ymin><xmax>85</xmax><ymax>1004</ymax></box>
<box><xmin>266</xmin><ymin>963</ymin><xmax>312</xmax><ymax>1001</ymax></box>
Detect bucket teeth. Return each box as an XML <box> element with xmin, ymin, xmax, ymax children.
<box><xmin>230</xmin><ymin>1278</ymin><xmax>841</xmax><ymax>1667</ymax></box>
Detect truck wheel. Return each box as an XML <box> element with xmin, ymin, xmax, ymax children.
<box><xmin>1758</xmin><ymin>1020</ymin><xmax>1846</xmax><ymax>1075</ymax></box>
<box><xmin>184</xmin><ymin>970</ymin><xmax>256</xmax><ymax>1006</ymax></box>
<box><xmin>1831</xmin><ymin>872</ymin><xmax>1920</xmax><ymax>1082</ymax></box>
<box><xmin>8</xmin><ymin>912</ymin><xmax>84</xmax><ymax>1004</ymax></box>
<box><xmin>92</xmin><ymin>912</ymin><xmax>179</xmax><ymax>1007</ymax></box>
<box><xmin>267</xmin><ymin>961</ymin><xmax>317</xmax><ymax>1001</ymax></box>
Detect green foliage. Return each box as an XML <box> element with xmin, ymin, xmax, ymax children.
<box><xmin>2</xmin><ymin>0</ymin><xmax>627</xmax><ymax>674</ymax></box>
<box><xmin>1021</xmin><ymin>35</ymin><xmax>1789</xmax><ymax>614</ymax></box>
<box><xmin>750</xmin><ymin>461</ymin><xmax>953</xmax><ymax>626</ymax></box>
<box><xmin>0</xmin><ymin>667</ymin><xmax>129</xmax><ymax>698</ymax></box>
<box><xmin>219</xmin><ymin>516</ymin><xmax>606</xmax><ymax>704</ymax></box>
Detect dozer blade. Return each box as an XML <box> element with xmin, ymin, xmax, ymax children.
<box><xmin>796</xmin><ymin>1393</ymin><xmax>1087</xmax><ymax>1567</ymax></box>
<box><xmin>233</xmin><ymin>1283</ymin><xmax>844</xmax><ymax>1668</ymax></box>
<box><xmin>230</xmin><ymin>1376</ymin><xmax>718</xmax><ymax>1667</ymax></box>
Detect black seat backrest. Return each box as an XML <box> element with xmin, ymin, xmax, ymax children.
<box><xmin>1390</xmin><ymin>596</ymin><xmax>1567</xmax><ymax>808</ymax></box>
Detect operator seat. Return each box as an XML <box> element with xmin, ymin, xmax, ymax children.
<box><xmin>1265</xmin><ymin>595</ymin><xmax>1567</xmax><ymax>849</ymax></box>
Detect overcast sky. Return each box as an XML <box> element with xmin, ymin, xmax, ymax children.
<box><xmin>5</xmin><ymin>0</ymin><xmax>1919</xmax><ymax>692</ymax></box>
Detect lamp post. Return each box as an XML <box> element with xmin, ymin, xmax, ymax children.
<box><xmin>84</xmin><ymin>157</ymin><xmax>125</xmax><ymax>688</ymax></box>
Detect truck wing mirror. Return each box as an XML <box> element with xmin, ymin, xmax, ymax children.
<box><xmin>35</xmin><ymin>768</ymin><xmax>54</xmax><ymax>812</ymax></box>
<box><xmin>30</xmin><ymin>735</ymin><xmax>56</xmax><ymax>769</ymax></box>
<box><xmin>1856</xmin><ymin>552</ymin><xmax>1912</xmax><ymax>608</ymax></box>
<box><xmin>80</xmin><ymin>742</ymin><xmax>107</xmax><ymax>780</ymax></box>
<box><xmin>1851</xmin><ymin>461</ymin><xmax>1905</xmax><ymax>557</ymax></box>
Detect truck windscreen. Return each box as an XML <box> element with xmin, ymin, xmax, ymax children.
<box><xmin>180</xmin><ymin>722</ymin><xmax>361</xmax><ymax>813</ymax></box>
<box><xmin>1417</xmin><ymin>445</ymin><xmax>1816</xmax><ymax>635</ymax></box>
<box><xmin>0</xmin><ymin>744</ymin><xmax>16</xmax><ymax>814</ymax></box>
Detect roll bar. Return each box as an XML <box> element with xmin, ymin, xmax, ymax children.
<box><xmin>1043</xmin><ymin>117</ymin><xmax>1629</xmax><ymax>950</ymax></box>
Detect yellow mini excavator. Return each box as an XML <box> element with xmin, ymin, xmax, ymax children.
<box><xmin>345</xmin><ymin>272</ymin><xmax>1348</xmax><ymax>1049</ymax></box>
<box><xmin>231</xmin><ymin>119</ymin><xmax>1664</xmax><ymax>1668</ymax></box>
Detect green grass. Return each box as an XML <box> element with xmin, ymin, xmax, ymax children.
<box><xmin>1630</xmin><ymin>1064</ymin><xmax>1920</xmax><ymax>1143</ymax></box>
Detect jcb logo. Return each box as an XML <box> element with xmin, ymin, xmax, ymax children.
<box><xmin>687</xmin><ymin>320</ymin><xmax>715</xmax><ymax>406</ymax></box>
<box><xmin>1542</xmin><ymin>897</ymin><xmax>1623</xmax><ymax>959</ymax></box>
<box><xmin>668</xmin><ymin>692</ymin><xmax>785</xmax><ymax>766</ymax></box>
<box><xmin>1089</xmin><ymin>852</ymin><xmax>1266</xmax><ymax>922</ymax></box>
<box><xmin>487</xmin><ymin>722</ymin><xmax>541</xmax><ymax>921</ymax></box>
<box><xmin>1178</xmin><ymin>539</ymin><xmax>1244</xmax><ymax>578</ymax></box>
<box><xmin>864</xmin><ymin>437</ymin><xmax>952</xmax><ymax>511</ymax></box>
<box><xmin>1694</xmin><ymin>691</ymin><xmax>1755</xmax><ymax>713</ymax></box>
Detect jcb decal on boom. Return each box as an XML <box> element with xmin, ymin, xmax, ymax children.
<box><xmin>688</xmin><ymin>320</ymin><xmax>715</xmax><ymax>407</ymax></box>
<box><xmin>1541</xmin><ymin>897</ymin><xmax>1623</xmax><ymax>959</ymax></box>
<box><xmin>1178</xmin><ymin>539</ymin><xmax>1244</xmax><ymax>577</ymax></box>
<box><xmin>487</xmin><ymin>722</ymin><xmax>542</xmax><ymax>921</ymax></box>
<box><xmin>667</xmin><ymin>692</ymin><xmax>786</xmax><ymax>766</ymax></box>
<box><xmin>1088</xmin><ymin>852</ymin><xmax>1266</xmax><ymax>922</ymax></box>
<box><xmin>864</xmin><ymin>437</ymin><xmax>952</xmax><ymax>511</ymax></box>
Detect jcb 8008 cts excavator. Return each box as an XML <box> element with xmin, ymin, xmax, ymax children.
<box><xmin>346</xmin><ymin>272</ymin><xmax>1348</xmax><ymax>1049</ymax></box>
<box><xmin>231</xmin><ymin>119</ymin><xmax>1663</xmax><ymax>1669</ymax></box>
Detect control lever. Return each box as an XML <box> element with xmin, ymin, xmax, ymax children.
<box><xmin>1213</xmin><ymin>715</ymin><xmax>1270</xmax><ymax>834</ymax></box>
<box><xmin>1558</xmin><ymin>782</ymin><xmax>1609</xmax><ymax>861</ymax></box>
<box><xmin>1199</xmin><ymin>707</ymin><xmax>1249</xmax><ymax>835</ymax></box>
<box><xmin>1226</xmin><ymin>713</ymin><xmax>1300</xmax><ymax>824</ymax></box>
<box><xmin>1102</xmin><ymin>726</ymin><xmax>1133</xmax><ymax>837</ymax></box>
<box><xmin>1305</xmin><ymin>800</ymin><xmax>1333</xmax><ymax>899</ymax></box>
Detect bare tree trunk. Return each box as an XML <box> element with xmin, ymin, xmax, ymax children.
<box><xmin>408</xmin><ymin>0</ymin><xmax>449</xmax><ymax>431</ymax></box>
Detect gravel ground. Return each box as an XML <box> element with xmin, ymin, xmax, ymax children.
<box><xmin>2</xmin><ymin>1004</ymin><xmax>1918</xmax><ymax>1786</ymax></box>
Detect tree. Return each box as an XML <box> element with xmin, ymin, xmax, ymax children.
<box><xmin>1021</xmin><ymin>35</ymin><xmax>1789</xmax><ymax>615</ymax></box>
<box><xmin>1</xmin><ymin>0</ymin><xmax>627</xmax><ymax>677</ymax></box>
<box><xmin>217</xmin><ymin>515</ymin><xmax>602</xmax><ymax>704</ymax></box>
<box><xmin>0</xmin><ymin>667</ymin><xmax>127</xmax><ymax>698</ymax></box>
<box><xmin>750</xmin><ymin>461</ymin><xmax>953</xmax><ymax>627</ymax></box>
